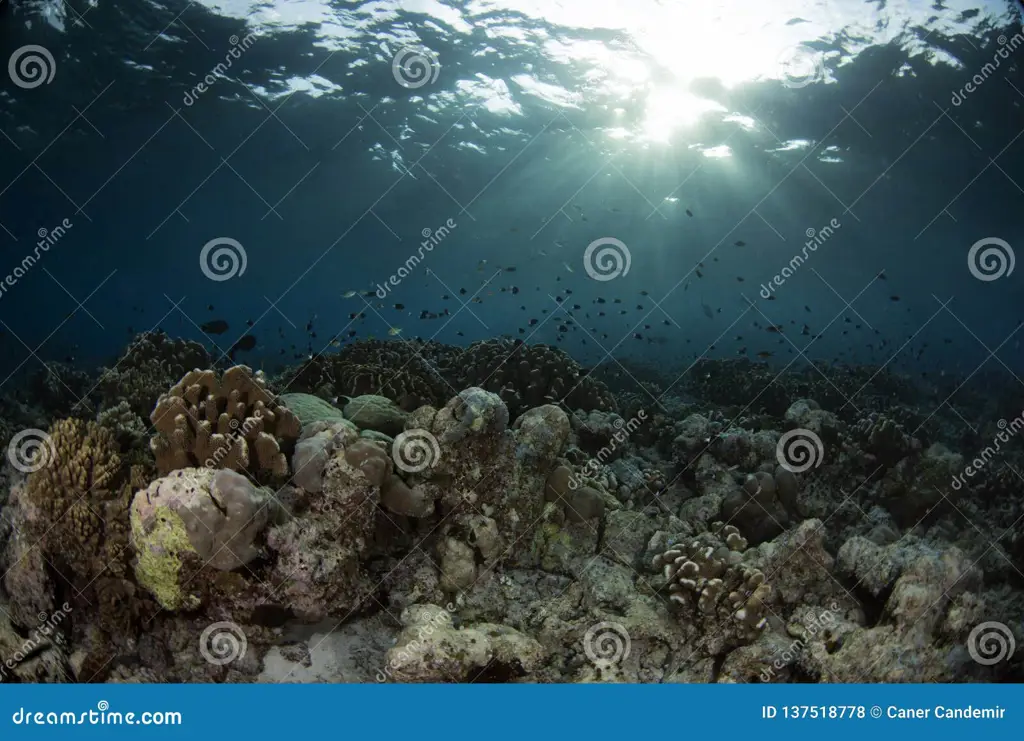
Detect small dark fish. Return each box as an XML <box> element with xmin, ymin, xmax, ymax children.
<box><xmin>756</xmin><ymin>351</ymin><xmax>773</xmax><ymax>358</ymax></box>
<box><xmin>246</xmin><ymin>319</ymin><xmax>254</xmax><ymax>327</ymax></box>
<box><xmin>395</xmin><ymin>304</ymin><xmax>405</xmax><ymax>310</ymax></box>
<box><xmin>201</xmin><ymin>319</ymin><xmax>229</xmax><ymax>334</ymax></box>
<box><xmin>736</xmin><ymin>277</ymin><xmax>744</xmax><ymax>282</ymax></box>
<box><xmin>504</xmin><ymin>266</ymin><xmax>517</xmax><ymax>272</ymax></box>
<box><xmin>207</xmin><ymin>304</ymin><xmax>215</xmax><ymax>311</ymax></box>
<box><xmin>734</xmin><ymin>240</ymin><xmax>746</xmax><ymax>246</ymax></box>
<box><xmin>229</xmin><ymin>334</ymin><xmax>257</xmax><ymax>359</ymax></box>
<box><xmin>876</xmin><ymin>271</ymin><xmax>887</xmax><ymax>280</ymax></box>
<box><xmin>890</xmin><ymin>295</ymin><xmax>900</xmax><ymax>301</ymax></box>
<box><xmin>804</xmin><ymin>305</ymin><xmax>811</xmax><ymax>312</ymax></box>
<box><xmin>696</xmin><ymin>269</ymin><xmax>703</xmax><ymax>278</ymax></box>
<box><xmin>459</xmin><ymin>288</ymin><xmax>467</xmax><ymax>295</ymax></box>
<box><xmin>686</xmin><ymin>209</ymin><xmax>693</xmax><ymax>217</ymax></box>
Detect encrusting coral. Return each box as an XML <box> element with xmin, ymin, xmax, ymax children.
<box><xmin>149</xmin><ymin>365</ymin><xmax>301</xmax><ymax>481</ymax></box>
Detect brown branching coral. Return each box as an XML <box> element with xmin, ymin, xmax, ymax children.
<box><xmin>653</xmin><ymin>523</ymin><xmax>771</xmax><ymax>654</ymax></box>
<box><xmin>98</xmin><ymin>331</ymin><xmax>210</xmax><ymax>418</ymax></box>
<box><xmin>23</xmin><ymin>419</ymin><xmax>141</xmax><ymax>629</ymax></box>
<box><xmin>149</xmin><ymin>365</ymin><xmax>301</xmax><ymax>481</ymax></box>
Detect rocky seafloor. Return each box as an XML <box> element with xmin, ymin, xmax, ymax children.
<box><xmin>0</xmin><ymin>331</ymin><xmax>1022</xmax><ymax>683</ymax></box>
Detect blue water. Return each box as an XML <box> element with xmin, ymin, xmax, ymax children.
<box><xmin>1</xmin><ymin>0</ymin><xmax>1022</xmax><ymax>387</ymax></box>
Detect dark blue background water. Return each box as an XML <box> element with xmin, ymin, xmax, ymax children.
<box><xmin>1</xmin><ymin>0</ymin><xmax>1023</xmax><ymax>391</ymax></box>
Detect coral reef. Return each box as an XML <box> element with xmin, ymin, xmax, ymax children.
<box><xmin>98</xmin><ymin>331</ymin><xmax>210</xmax><ymax>417</ymax></box>
<box><xmin>150</xmin><ymin>365</ymin><xmax>301</xmax><ymax>481</ymax></box>
<box><xmin>2</xmin><ymin>332</ymin><xmax>1022</xmax><ymax>686</ymax></box>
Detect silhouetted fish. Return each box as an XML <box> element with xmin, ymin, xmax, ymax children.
<box><xmin>201</xmin><ymin>319</ymin><xmax>229</xmax><ymax>334</ymax></box>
